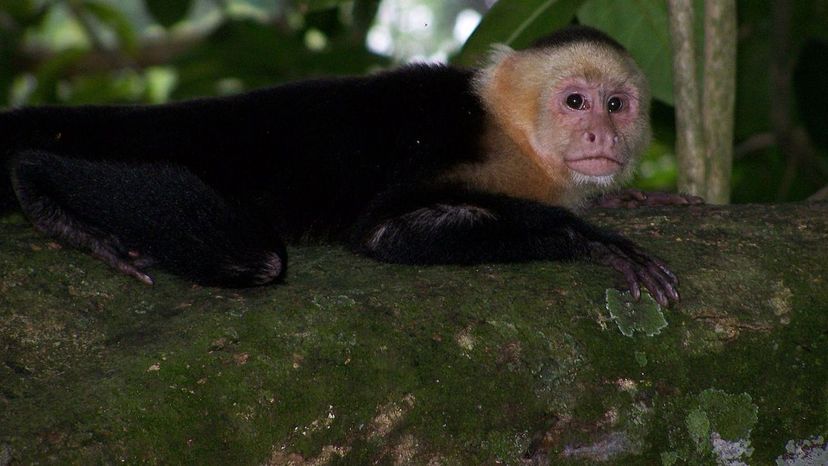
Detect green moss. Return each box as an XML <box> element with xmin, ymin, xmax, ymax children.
<box><xmin>686</xmin><ymin>407</ymin><xmax>712</xmax><ymax>452</ymax></box>
<box><xmin>2</xmin><ymin>204</ymin><xmax>828</xmax><ymax>464</ymax></box>
<box><xmin>634</xmin><ymin>351</ymin><xmax>648</xmax><ymax>367</ymax></box>
<box><xmin>697</xmin><ymin>389</ymin><xmax>758</xmax><ymax>441</ymax></box>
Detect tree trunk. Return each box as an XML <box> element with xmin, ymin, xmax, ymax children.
<box><xmin>667</xmin><ymin>0</ymin><xmax>706</xmax><ymax>197</ymax></box>
<box><xmin>702</xmin><ymin>0</ymin><xmax>737</xmax><ymax>203</ymax></box>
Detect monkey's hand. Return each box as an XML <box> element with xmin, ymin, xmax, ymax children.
<box><xmin>89</xmin><ymin>239</ymin><xmax>156</xmax><ymax>285</ymax></box>
<box><xmin>585</xmin><ymin>236</ymin><xmax>679</xmax><ymax>307</ymax></box>
<box><xmin>353</xmin><ymin>187</ymin><xmax>681</xmax><ymax>306</ymax></box>
<box><xmin>591</xmin><ymin>189</ymin><xmax>704</xmax><ymax>208</ymax></box>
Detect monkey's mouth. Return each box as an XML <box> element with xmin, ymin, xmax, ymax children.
<box><xmin>565</xmin><ymin>155</ymin><xmax>623</xmax><ymax>177</ymax></box>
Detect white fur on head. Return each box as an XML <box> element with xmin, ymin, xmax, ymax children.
<box><xmin>463</xmin><ymin>38</ymin><xmax>651</xmax><ymax>209</ymax></box>
<box><xmin>471</xmin><ymin>44</ymin><xmax>515</xmax><ymax>97</ymax></box>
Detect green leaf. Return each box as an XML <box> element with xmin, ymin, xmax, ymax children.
<box><xmin>453</xmin><ymin>0</ymin><xmax>585</xmax><ymax>66</ymax></box>
<box><xmin>82</xmin><ymin>0</ymin><xmax>139</xmax><ymax>53</ymax></box>
<box><xmin>577</xmin><ymin>0</ymin><xmax>675</xmax><ymax>105</ymax></box>
<box><xmin>145</xmin><ymin>0</ymin><xmax>191</xmax><ymax>28</ymax></box>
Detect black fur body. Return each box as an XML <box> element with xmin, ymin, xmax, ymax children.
<box><xmin>0</xmin><ymin>27</ymin><xmax>681</xmax><ymax>304</ymax></box>
<box><xmin>2</xmin><ymin>66</ymin><xmax>483</xmax><ymax>240</ymax></box>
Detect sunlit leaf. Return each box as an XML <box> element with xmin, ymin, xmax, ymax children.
<box><xmin>454</xmin><ymin>0</ymin><xmax>584</xmax><ymax>66</ymax></box>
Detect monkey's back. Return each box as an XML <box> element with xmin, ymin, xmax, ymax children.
<box><xmin>1</xmin><ymin>65</ymin><xmax>487</xmax><ymax>239</ymax></box>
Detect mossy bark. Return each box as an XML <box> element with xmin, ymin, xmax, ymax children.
<box><xmin>1</xmin><ymin>202</ymin><xmax>827</xmax><ymax>465</ymax></box>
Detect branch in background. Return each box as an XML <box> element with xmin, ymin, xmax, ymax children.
<box><xmin>771</xmin><ymin>0</ymin><xmax>798</xmax><ymax>201</ymax></box>
<box><xmin>66</xmin><ymin>0</ymin><xmax>131</xmax><ymax>69</ymax></box>
<box><xmin>702</xmin><ymin>0</ymin><xmax>736</xmax><ymax>204</ymax></box>
<box><xmin>809</xmin><ymin>185</ymin><xmax>828</xmax><ymax>201</ymax></box>
<box><xmin>735</xmin><ymin>129</ymin><xmax>828</xmax><ymax>195</ymax></box>
<box><xmin>15</xmin><ymin>31</ymin><xmax>206</xmax><ymax>77</ymax></box>
<box><xmin>667</xmin><ymin>0</ymin><xmax>706</xmax><ymax>198</ymax></box>
<box><xmin>734</xmin><ymin>132</ymin><xmax>775</xmax><ymax>159</ymax></box>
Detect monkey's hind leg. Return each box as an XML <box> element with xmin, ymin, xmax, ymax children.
<box><xmin>10</xmin><ymin>151</ymin><xmax>286</xmax><ymax>287</ymax></box>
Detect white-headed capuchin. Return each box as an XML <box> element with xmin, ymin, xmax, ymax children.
<box><xmin>0</xmin><ymin>26</ymin><xmax>697</xmax><ymax>306</ymax></box>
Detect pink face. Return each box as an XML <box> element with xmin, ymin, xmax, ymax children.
<box><xmin>553</xmin><ymin>77</ymin><xmax>641</xmax><ymax>177</ymax></box>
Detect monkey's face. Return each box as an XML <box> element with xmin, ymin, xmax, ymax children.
<box><xmin>542</xmin><ymin>75</ymin><xmax>648</xmax><ymax>186</ymax></box>
<box><xmin>529</xmin><ymin>44</ymin><xmax>652</xmax><ymax>189</ymax></box>
<box><xmin>472</xmin><ymin>40</ymin><xmax>651</xmax><ymax>204</ymax></box>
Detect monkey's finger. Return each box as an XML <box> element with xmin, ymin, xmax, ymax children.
<box><xmin>622</xmin><ymin>244</ymin><xmax>678</xmax><ymax>287</ymax></box>
<box><xmin>646</xmin><ymin>263</ymin><xmax>679</xmax><ymax>303</ymax></box>
<box><xmin>606</xmin><ymin>254</ymin><xmax>642</xmax><ymax>300</ymax></box>
<box><xmin>645</xmin><ymin>256</ymin><xmax>678</xmax><ymax>286</ymax></box>
<box><xmin>627</xmin><ymin>189</ymin><xmax>647</xmax><ymax>201</ymax></box>
<box><xmin>608</xmin><ymin>242</ymin><xmax>672</xmax><ymax>305</ymax></box>
<box><xmin>648</xmin><ymin>192</ymin><xmax>687</xmax><ymax>205</ymax></box>
<box><xmin>593</xmin><ymin>197</ymin><xmax>625</xmax><ymax>208</ymax></box>
<box><xmin>114</xmin><ymin>261</ymin><xmax>154</xmax><ymax>285</ymax></box>
<box><xmin>591</xmin><ymin>189</ymin><xmax>646</xmax><ymax>208</ymax></box>
<box><xmin>636</xmin><ymin>268</ymin><xmax>669</xmax><ymax>306</ymax></box>
<box><xmin>626</xmin><ymin>274</ymin><xmax>642</xmax><ymax>301</ymax></box>
<box><xmin>134</xmin><ymin>272</ymin><xmax>155</xmax><ymax>286</ymax></box>
<box><xmin>641</xmin><ymin>192</ymin><xmax>706</xmax><ymax>206</ymax></box>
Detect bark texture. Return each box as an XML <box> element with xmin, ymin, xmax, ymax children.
<box><xmin>667</xmin><ymin>0</ymin><xmax>706</xmax><ymax>197</ymax></box>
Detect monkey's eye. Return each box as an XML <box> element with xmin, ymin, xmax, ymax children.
<box><xmin>607</xmin><ymin>96</ymin><xmax>624</xmax><ymax>113</ymax></box>
<box><xmin>565</xmin><ymin>93</ymin><xmax>585</xmax><ymax>110</ymax></box>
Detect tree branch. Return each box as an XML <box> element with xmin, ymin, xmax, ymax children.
<box><xmin>702</xmin><ymin>0</ymin><xmax>737</xmax><ymax>204</ymax></box>
<box><xmin>667</xmin><ymin>0</ymin><xmax>706</xmax><ymax>197</ymax></box>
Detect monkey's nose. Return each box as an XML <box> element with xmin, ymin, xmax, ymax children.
<box><xmin>584</xmin><ymin>131</ymin><xmax>618</xmax><ymax>148</ymax></box>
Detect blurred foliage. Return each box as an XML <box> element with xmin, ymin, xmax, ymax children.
<box><xmin>0</xmin><ymin>0</ymin><xmax>384</xmax><ymax>105</ymax></box>
<box><xmin>455</xmin><ymin>0</ymin><xmax>583</xmax><ymax>66</ymax></box>
<box><xmin>0</xmin><ymin>0</ymin><xmax>826</xmax><ymax>201</ymax></box>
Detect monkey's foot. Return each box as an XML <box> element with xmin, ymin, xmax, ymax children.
<box><xmin>588</xmin><ymin>239</ymin><xmax>679</xmax><ymax>307</ymax></box>
<box><xmin>591</xmin><ymin>189</ymin><xmax>704</xmax><ymax>208</ymax></box>
<box><xmin>88</xmin><ymin>238</ymin><xmax>156</xmax><ymax>285</ymax></box>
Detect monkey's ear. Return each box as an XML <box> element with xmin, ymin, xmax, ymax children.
<box><xmin>485</xmin><ymin>44</ymin><xmax>516</xmax><ymax>66</ymax></box>
<box><xmin>472</xmin><ymin>44</ymin><xmax>515</xmax><ymax>96</ymax></box>
<box><xmin>473</xmin><ymin>48</ymin><xmax>545</xmax><ymax>167</ymax></box>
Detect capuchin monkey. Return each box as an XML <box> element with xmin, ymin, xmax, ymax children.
<box><xmin>0</xmin><ymin>26</ymin><xmax>698</xmax><ymax>306</ymax></box>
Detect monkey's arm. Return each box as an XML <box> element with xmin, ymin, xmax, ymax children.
<box><xmin>350</xmin><ymin>187</ymin><xmax>679</xmax><ymax>306</ymax></box>
<box><xmin>590</xmin><ymin>189</ymin><xmax>704</xmax><ymax>208</ymax></box>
